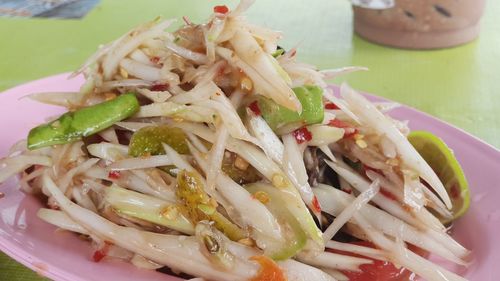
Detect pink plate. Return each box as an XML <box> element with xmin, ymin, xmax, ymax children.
<box><xmin>1</xmin><ymin>73</ymin><xmax>500</xmax><ymax>281</ymax></box>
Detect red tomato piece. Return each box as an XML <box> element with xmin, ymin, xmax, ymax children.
<box><xmin>343</xmin><ymin>259</ymin><xmax>415</xmax><ymax>281</ymax></box>
<box><xmin>249</xmin><ymin>255</ymin><xmax>286</xmax><ymax>281</ymax></box>
<box><xmin>328</xmin><ymin>241</ymin><xmax>421</xmax><ymax>281</ymax></box>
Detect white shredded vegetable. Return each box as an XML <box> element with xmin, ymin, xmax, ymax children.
<box><xmin>340</xmin><ymin>83</ymin><xmax>452</xmax><ymax>209</ymax></box>
<box><xmin>109</xmin><ymin>155</ymin><xmax>172</xmax><ymax>171</ymax></box>
<box><xmin>322</xmin><ymin>180</ymin><xmax>380</xmax><ymax>243</ymax></box>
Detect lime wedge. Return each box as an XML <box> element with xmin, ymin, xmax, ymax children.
<box><xmin>408</xmin><ymin>131</ymin><xmax>470</xmax><ymax>223</ymax></box>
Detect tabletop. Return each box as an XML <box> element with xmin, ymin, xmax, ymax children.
<box><xmin>1</xmin><ymin>0</ymin><xmax>499</xmax><ymax>280</ymax></box>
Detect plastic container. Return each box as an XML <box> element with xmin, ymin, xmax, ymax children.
<box><xmin>353</xmin><ymin>0</ymin><xmax>486</xmax><ymax>49</ymax></box>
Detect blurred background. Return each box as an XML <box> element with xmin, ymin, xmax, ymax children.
<box><xmin>0</xmin><ymin>0</ymin><xmax>499</xmax><ymax>279</ymax></box>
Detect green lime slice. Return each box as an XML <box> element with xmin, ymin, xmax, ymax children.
<box><xmin>408</xmin><ymin>131</ymin><xmax>470</xmax><ymax>223</ymax></box>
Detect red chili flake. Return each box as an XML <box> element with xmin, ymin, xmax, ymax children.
<box><xmin>380</xmin><ymin>189</ymin><xmax>398</xmax><ymax>201</ymax></box>
<box><xmin>213</xmin><ymin>5</ymin><xmax>229</xmax><ymax>14</ymax></box>
<box><xmin>311</xmin><ymin>196</ymin><xmax>321</xmax><ymax>213</ymax></box>
<box><xmin>150</xmin><ymin>56</ymin><xmax>163</xmax><ymax>66</ymax></box>
<box><xmin>328</xmin><ymin>119</ymin><xmax>358</xmax><ymax>138</ymax></box>
<box><xmin>324</xmin><ymin>102</ymin><xmax>340</xmax><ymax>110</ymax></box>
<box><xmin>248</xmin><ymin>101</ymin><xmax>261</xmax><ymax>116</ymax></box>
<box><xmin>0</xmin><ymin>192</ymin><xmax>4</xmax><ymax>199</ymax></box>
<box><xmin>108</xmin><ymin>170</ymin><xmax>121</xmax><ymax>180</ymax></box>
<box><xmin>449</xmin><ymin>184</ymin><xmax>460</xmax><ymax>199</ymax></box>
<box><xmin>293</xmin><ymin>127</ymin><xmax>313</xmax><ymax>144</ymax></box>
<box><xmin>150</xmin><ymin>83</ymin><xmax>169</xmax><ymax>92</ymax></box>
<box><xmin>93</xmin><ymin>243</ymin><xmax>111</xmax><ymax>262</ymax></box>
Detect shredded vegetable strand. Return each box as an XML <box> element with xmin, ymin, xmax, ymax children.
<box><xmin>282</xmin><ymin>134</ymin><xmax>320</xmax><ymax>218</ymax></box>
<box><xmin>352</xmin><ymin>212</ymin><xmax>467</xmax><ymax>281</ymax></box>
<box><xmin>43</xmin><ymin>172</ymin><xmax>259</xmax><ymax>281</ymax></box>
<box><xmin>340</xmin><ymin>83</ymin><xmax>452</xmax><ymax>209</ymax></box>
<box><xmin>206</xmin><ymin>125</ymin><xmax>229</xmax><ymax>190</ymax></box>
<box><xmin>322</xmin><ymin>180</ymin><xmax>380</xmax><ymax>243</ymax></box>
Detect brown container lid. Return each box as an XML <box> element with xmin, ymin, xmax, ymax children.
<box><xmin>353</xmin><ymin>0</ymin><xmax>486</xmax><ymax>49</ymax></box>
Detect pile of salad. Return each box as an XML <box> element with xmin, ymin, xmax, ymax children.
<box><xmin>0</xmin><ymin>1</ymin><xmax>471</xmax><ymax>280</ymax></box>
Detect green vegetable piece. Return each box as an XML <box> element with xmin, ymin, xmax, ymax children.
<box><xmin>176</xmin><ymin>170</ymin><xmax>246</xmax><ymax>241</ymax></box>
<box><xmin>195</xmin><ymin>221</ymin><xmax>236</xmax><ymax>270</ymax></box>
<box><xmin>221</xmin><ymin>152</ymin><xmax>261</xmax><ymax>184</ymax></box>
<box><xmin>27</xmin><ymin>93</ymin><xmax>139</xmax><ymax>150</ymax></box>
<box><xmin>408</xmin><ymin>131</ymin><xmax>470</xmax><ymax>224</ymax></box>
<box><xmin>129</xmin><ymin>125</ymin><xmax>189</xmax><ymax>156</ymax></box>
<box><xmin>258</xmin><ymin>85</ymin><xmax>324</xmax><ymax>133</ymax></box>
<box><xmin>271</xmin><ymin>48</ymin><xmax>285</xmax><ymax>58</ymax></box>
<box><xmin>129</xmin><ymin>127</ymin><xmax>260</xmax><ymax>183</ymax></box>
<box><xmin>196</xmin><ymin>139</ymin><xmax>261</xmax><ymax>184</ymax></box>
<box><xmin>245</xmin><ymin>183</ymin><xmax>307</xmax><ymax>260</ymax></box>
<box><xmin>104</xmin><ymin>185</ymin><xmax>194</xmax><ymax>234</ymax></box>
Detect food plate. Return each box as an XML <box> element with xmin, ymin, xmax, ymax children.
<box><xmin>0</xmin><ymin>73</ymin><xmax>499</xmax><ymax>281</ymax></box>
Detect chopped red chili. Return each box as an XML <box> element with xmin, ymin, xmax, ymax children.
<box><xmin>248</xmin><ymin>101</ymin><xmax>261</xmax><ymax>116</ymax></box>
<box><xmin>213</xmin><ymin>5</ymin><xmax>229</xmax><ymax>14</ymax></box>
<box><xmin>324</xmin><ymin>102</ymin><xmax>340</xmax><ymax>110</ymax></box>
<box><xmin>150</xmin><ymin>83</ymin><xmax>169</xmax><ymax>92</ymax></box>
<box><xmin>312</xmin><ymin>195</ymin><xmax>321</xmax><ymax>213</ymax></box>
<box><xmin>92</xmin><ymin>243</ymin><xmax>111</xmax><ymax>262</ymax></box>
<box><xmin>108</xmin><ymin>170</ymin><xmax>121</xmax><ymax>180</ymax></box>
<box><xmin>149</xmin><ymin>56</ymin><xmax>163</xmax><ymax>66</ymax></box>
<box><xmin>292</xmin><ymin>127</ymin><xmax>312</xmax><ymax>144</ymax></box>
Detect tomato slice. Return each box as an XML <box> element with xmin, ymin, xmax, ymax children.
<box><xmin>328</xmin><ymin>241</ymin><xmax>425</xmax><ymax>281</ymax></box>
<box><xmin>249</xmin><ymin>255</ymin><xmax>287</xmax><ymax>281</ymax></box>
<box><xmin>342</xmin><ymin>260</ymin><xmax>415</xmax><ymax>281</ymax></box>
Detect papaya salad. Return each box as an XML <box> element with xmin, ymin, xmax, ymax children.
<box><xmin>0</xmin><ymin>1</ymin><xmax>471</xmax><ymax>280</ymax></box>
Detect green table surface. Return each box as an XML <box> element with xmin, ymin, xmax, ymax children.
<box><xmin>1</xmin><ymin>0</ymin><xmax>499</xmax><ymax>280</ymax></box>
